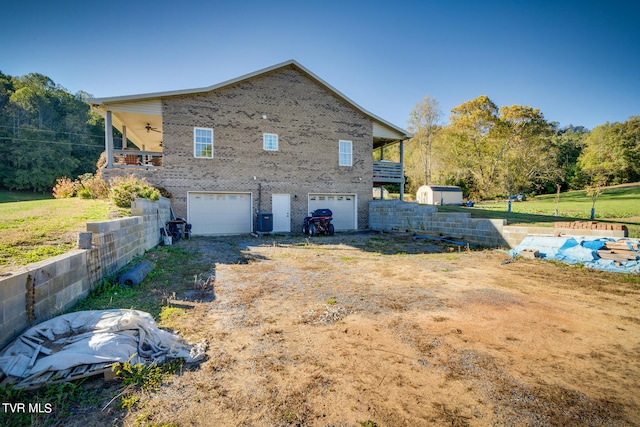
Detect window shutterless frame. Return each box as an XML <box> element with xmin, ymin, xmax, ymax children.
<box><xmin>263</xmin><ymin>133</ymin><xmax>278</xmax><ymax>151</ymax></box>
<box><xmin>194</xmin><ymin>127</ymin><xmax>214</xmax><ymax>158</ymax></box>
<box><xmin>339</xmin><ymin>140</ymin><xmax>352</xmax><ymax>166</ymax></box>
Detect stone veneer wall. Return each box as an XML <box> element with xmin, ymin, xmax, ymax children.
<box><xmin>0</xmin><ymin>198</ymin><xmax>171</xmax><ymax>350</ymax></box>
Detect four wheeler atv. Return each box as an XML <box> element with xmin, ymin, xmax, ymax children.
<box><xmin>302</xmin><ymin>208</ymin><xmax>335</xmax><ymax>236</ymax></box>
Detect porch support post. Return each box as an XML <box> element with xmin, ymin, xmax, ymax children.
<box><xmin>122</xmin><ymin>125</ymin><xmax>127</xmax><ymax>149</ymax></box>
<box><xmin>105</xmin><ymin>110</ymin><xmax>114</xmax><ymax>169</ymax></box>
<box><xmin>399</xmin><ymin>139</ymin><xmax>405</xmax><ymax>201</ymax></box>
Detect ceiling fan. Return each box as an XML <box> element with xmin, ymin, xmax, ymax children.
<box><xmin>145</xmin><ymin>123</ymin><xmax>161</xmax><ymax>133</ymax></box>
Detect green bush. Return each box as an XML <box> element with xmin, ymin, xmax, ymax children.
<box><xmin>110</xmin><ymin>175</ymin><xmax>160</xmax><ymax>208</ymax></box>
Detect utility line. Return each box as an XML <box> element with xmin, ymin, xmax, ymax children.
<box><xmin>0</xmin><ymin>124</ymin><xmax>106</xmax><ymax>140</ymax></box>
<box><xmin>0</xmin><ymin>137</ymin><xmax>104</xmax><ymax>148</ymax></box>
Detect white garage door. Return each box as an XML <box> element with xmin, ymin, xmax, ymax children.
<box><xmin>308</xmin><ymin>194</ymin><xmax>356</xmax><ymax>231</ymax></box>
<box><xmin>188</xmin><ymin>192</ymin><xmax>252</xmax><ymax>235</ymax></box>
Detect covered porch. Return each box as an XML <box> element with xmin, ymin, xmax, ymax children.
<box><xmin>89</xmin><ymin>98</ymin><xmax>164</xmax><ymax>170</ymax></box>
<box><xmin>372</xmin><ymin>122</ymin><xmax>407</xmax><ymax>200</ymax></box>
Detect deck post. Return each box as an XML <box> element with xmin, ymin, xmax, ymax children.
<box><xmin>399</xmin><ymin>140</ymin><xmax>405</xmax><ymax>201</ymax></box>
<box><xmin>105</xmin><ymin>111</ymin><xmax>114</xmax><ymax>169</ymax></box>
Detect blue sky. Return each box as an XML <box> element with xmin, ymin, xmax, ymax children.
<box><xmin>2</xmin><ymin>0</ymin><xmax>638</xmax><ymax>131</ymax></box>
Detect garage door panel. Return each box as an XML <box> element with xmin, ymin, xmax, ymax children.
<box><xmin>188</xmin><ymin>192</ymin><xmax>252</xmax><ymax>235</ymax></box>
<box><xmin>308</xmin><ymin>194</ymin><xmax>356</xmax><ymax>231</ymax></box>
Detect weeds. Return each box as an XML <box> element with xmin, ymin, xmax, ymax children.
<box><xmin>71</xmin><ymin>276</ymin><xmax>147</xmax><ymax>313</ymax></box>
<box><xmin>159</xmin><ymin>306</ymin><xmax>186</xmax><ymax>322</ymax></box>
<box><xmin>112</xmin><ymin>355</ymin><xmax>183</xmax><ymax>392</ymax></box>
<box><xmin>118</xmin><ymin>394</ymin><xmax>140</xmax><ymax>410</ymax></box>
<box><xmin>108</xmin><ymin>355</ymin><xmax>183</xmax><ymax>411</ymax></box>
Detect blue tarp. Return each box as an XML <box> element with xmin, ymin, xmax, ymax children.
<box><xmin>511</xmin><ymin>236</ymin><xmax>640</xmax><ymax>273</ymax></box>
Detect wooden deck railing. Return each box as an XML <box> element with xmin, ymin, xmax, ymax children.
<box><xmin>373</xmin><ymin>161</ymin><xmax>403</xmax><ymax>183</ymax></box>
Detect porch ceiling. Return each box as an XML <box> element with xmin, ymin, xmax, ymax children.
<box><xmin>373</xmin><ymin>136</ymin><xmax>402</xmax><ymax>150</ymax></box>
<box><xmin>111</xmin><ymin>111</ymin><xmax>163</xmax><ymax>152</ymax></box>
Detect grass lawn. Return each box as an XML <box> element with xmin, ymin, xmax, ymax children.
<box><xmin>0</xmin><ymin>194</ymin><xmax>110</xmax><ymax>272</ymax></box>
<box><xmin>0</xmin><ymin>190</ymin><xmax>54</xmax><ymax>203</ymax></box>
<box><xmin>439</xmin><ymin>183</ymin><xmax>640</xmax><ymax>238</ymax></box>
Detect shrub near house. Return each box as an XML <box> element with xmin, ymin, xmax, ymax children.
<box><xmin>53</xmin><ymin>173</ymin><xmax>159</xmax><ymax>208</ymax></box>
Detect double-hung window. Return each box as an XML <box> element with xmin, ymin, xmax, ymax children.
<box><xmin>263</xmin><ymin>133</ymin><xmax>278</xmax><ymax>151</ymax></box>
<box><xmin>339</xmin><ymin>140</ymin><xmax>352</xmax><ymax>166</ymax></box>
<box><xmin>194</xmin><ymin>127</ymin><xmax>214</xmax><ymax>158</ymax></box>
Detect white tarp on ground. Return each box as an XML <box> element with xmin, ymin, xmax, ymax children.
<box><xmin>0</xmin><ymin>309</ymin><xmax>206</xmax><ymax>387</ymax></box>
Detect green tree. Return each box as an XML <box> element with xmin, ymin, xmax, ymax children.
<box><xmin>578</xmin><ymin>117</ymin><xmax>640</xmax><ymax>185</ymax></box>
<box><xmin>498</xmin><ymin>105</ymin><xmax>558</xmax><ymax>195</ymax></box>
<box><xmin>442</xmin><ymin>95</ymin><xmax>502</xmax><ymax>198</ymax></box>
<box><xmin>406</xmin><ymin>95</ymin><xmax>441</xmax><ymax>188</ymax></box>
<box><xmin>0</xmin><ymin>71</ymin><xmax>104</xmax><ymax>192</ymax></box>
<box><xmin>430</xmin><ymin>96</ymin><xmax>565</xmax><ymax>200</ymax></box>
<box><xmin>9</xmin><ymin>73</ymin><xmax>56</xmax><ymax>129</ymax></box>
<box><xmin>549</xmin><ymin>125</ymin><xmax>589</xmax><ymax>190</ymax></box>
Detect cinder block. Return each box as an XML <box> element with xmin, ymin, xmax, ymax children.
<box><xmin>32</xmin><ymin>263</ymin><xmax>57</xmax><ymax>286</ymax></box>
<box><xmin>50</xmin><ymin>276</ymin><xmax>67</xmax><ymax>295</ymax></box>
<box><xmin>0</xmin><ymin>311</ymin><xmax>29</xmax><ymax>349</ymax></box>
<box><xmin>2</xmin><ymin>292</ymin><xmax>27</xmax><ymax>323</ymax></box>
<box><xmin>0</xmin><ymin>272</ymin><xmax>29</xmax><ymax>299</ymax></box>
<box><xmin>56</xmin><ymin>280</ymin><xmax>83</xmax><ymax>310</ymax></box>
<box><xmin>33</xmin><ymin>296</ymin><xmax>57</xmax><ymax>321</ymax></box>
<box><xmin>87</xmin><ymin>220</ymin><xmax>117</xmax><ymax>234</ymax></box>
<box><xmin>33</xmin><ymin>279</ymin><xmax>50</xmax><ymax>301</ymax></box>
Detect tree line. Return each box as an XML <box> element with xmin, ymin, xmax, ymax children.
<box><xmin>403</xmin><ymin>95</ymin><xmax>640</xmax><ymax>200</ymax></box>
<box><xmin>0</xmin><ymin>71</ymin><xmax>104</xmax><ymax>192</ymax></box>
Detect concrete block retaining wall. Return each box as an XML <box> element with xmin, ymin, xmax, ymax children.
<box><xmin>369</xmin><ymin>200</ymin><xmax>509</xmax><ymax>247</ymax></box>
<box><xmin>0</xmin><ymin>198</ymin><xmax>171</xmax><ymax>350</ymax></box>
<box><xmin>369</xmin><ymin>200</ymin><xmax>627</xmax><ymax>249</ymax></box>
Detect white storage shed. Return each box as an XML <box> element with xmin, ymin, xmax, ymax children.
<box><xmin>416</xmin><ymin>185</ymin><xmax>463</xmax><ymax>205</ymax></box>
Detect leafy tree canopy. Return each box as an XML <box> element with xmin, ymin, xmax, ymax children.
<box><xmin>420</xmin><ymin>96</ymin><xmax>563</xmax><ymax>199</ymax></box>
<box><xmin>578</xmin><ymin>117</ymin><xmax>640</xmax><ymax>186</ymax></box>
<box><xmin>0</xmin><ymin>71</ymin><xmax>104</xmax><ymax>192</ymax></box>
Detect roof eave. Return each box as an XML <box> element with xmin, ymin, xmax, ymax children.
<box><xmin>87</xmin><ymin>59</ymin><xmax>412</xmax><ymax>139</ymax></box>
<box><xmin>88</xmin><ymin>60</ymin><xmax>302</xmax><ymax>106</ymax></box>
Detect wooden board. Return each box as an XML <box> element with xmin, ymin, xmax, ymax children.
<box><xmin>604</xmin><ymin>241</ymin><xmax>639</xmax><ymax>251</ymax></box>
<box><xmin>597</xmin><ymin>250</ymin><xmax>638</xmax><ymax>262</ymax></box>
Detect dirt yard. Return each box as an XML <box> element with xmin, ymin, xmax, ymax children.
<box><xmin>93</xmin><ymin>233</ymin><xmax>639</xmax><ymax>426</ymax></box>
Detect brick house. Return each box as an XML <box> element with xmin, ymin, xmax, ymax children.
<box><xmin>89</xmin><ymin>60</ymin><xmax>411</xmax><ymax>235</ymax></box>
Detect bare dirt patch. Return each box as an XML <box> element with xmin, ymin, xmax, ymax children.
<box><xmin>77</xmin><ymin>233</ymin><xmax>640</xmax><ymax>425</ymax></box>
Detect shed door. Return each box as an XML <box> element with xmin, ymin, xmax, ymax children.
<box><xmin>188</xmin><ymin>192</ymin><xmax>252</xmax><ymax>235</ymax></box>
<box><xmin>308</xmin><ymin>194</ymin><xmax>356</xmax><ymax>231</ymax></box>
